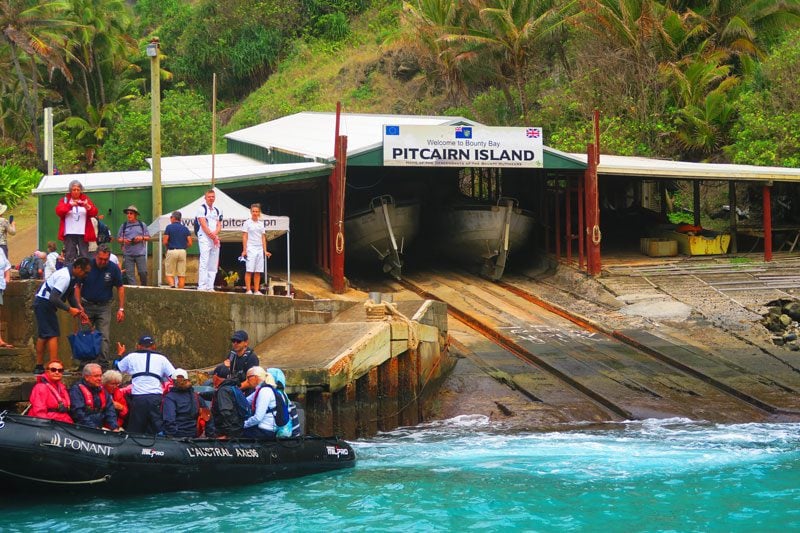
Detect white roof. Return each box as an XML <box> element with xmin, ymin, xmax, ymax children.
<box><xmin>224</xmin><ymin>111</ymin><xmax>478</xmax><ymax>162</ymax></box>
<box><xmin>33</xmin><ymin>154</ymin><xmax>329</xmax><ymax>194</ymax></box>
<box><xmin>568</xmin><ymin>153</ymin><xmax>800</xmax><ymax>182</ymax></box>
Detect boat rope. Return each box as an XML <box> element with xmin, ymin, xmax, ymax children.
<box><xmin>363</xmin><ymin>301</ymin><xmax>419</xmax><ymax>350</ymax></box>
<box><xmin>592</xmin><ymin>224</ymin><xmax>602</xmax><ymax>245</ymax></box>
<box><xmin>0</xmin><ymin>468</ymin><xmax>110</xmax><ymax>485</ymax></box>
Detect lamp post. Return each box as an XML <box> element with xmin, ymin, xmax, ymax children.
<box><xmin>147</xmin><ymin>37</ymin><xmax>162</xmax><ymax>219</ymax></box>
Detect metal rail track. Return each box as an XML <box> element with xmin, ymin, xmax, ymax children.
<box><xmin>400</xmin><ymin>272</ymin><xmax>792</xmax><ymax>420</ymax></box>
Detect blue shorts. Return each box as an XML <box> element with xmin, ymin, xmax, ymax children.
<box><xmin>34</xmin><ymin>299</ymin><xmax>60</xmax><ymax>339</ymax></box>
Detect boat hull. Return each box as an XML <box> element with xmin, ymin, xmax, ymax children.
<box><xmin>0</xmin><ymin>412</ymin><xmax>355</xmax><ymax>494</ymax></box>
<box><xmin>345</xmin><ymin>199</ymin><xmax>420</xmax><ymax>278</ymax></box>
<box><xmin>439</xmin><ymin>204</ymin><xmax>535</xmax><ymax>265</ymax></box>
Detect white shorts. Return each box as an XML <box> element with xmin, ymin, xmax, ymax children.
<box><xmin>246</xmin><ymin>251</ymin><xmax>264</xmax><ymax>273</ymax></box>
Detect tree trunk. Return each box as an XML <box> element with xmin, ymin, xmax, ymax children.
<box><xmin>94</xmin><ymin>48</ymin><xmax>106</xmax><ymax>107</ymax></box>
<box><xmin>8</xmin><ymin>41</ymin><xmax>41</xmax><ymax>168</ymax></box>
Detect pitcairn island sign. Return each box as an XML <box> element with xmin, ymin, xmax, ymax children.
<box><xmin>383</xmin><ymin>124</ymin><xmax>543</xmax><ymax>168</ymax></box>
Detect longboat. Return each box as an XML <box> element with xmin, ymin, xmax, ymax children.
<box><xmin>345</xmin><ymin>195</ymin><xmax>421</xmax><ymax>280</ymax></box>
<box><xmin>438</xmin><ymin>197</ymin><xmax>535</xmax><ymax>280</ymax></box>
<box><xmin>0</xmin><ymin>411</ymin><xmax>355</xmax><ymax>494</ymax></box>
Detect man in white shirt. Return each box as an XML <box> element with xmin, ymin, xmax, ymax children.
<box><xmin>196</xmin><ymin>189</ymin><xmax>222</xmax><ymax>291</ymax></box>
<box><xmin>32</xmin><ymin>257</ymin><xmax>91</xmax><ymax>374</ymax></box>
<box><xmin>0</xmin><ymin>248</ymin><xmax>12</xmax><ymax>349</ymax></box>
<box><xmin>116</xmin><ymin>334</ymin><xmax>176</xmax><ymax>434</ymax></box>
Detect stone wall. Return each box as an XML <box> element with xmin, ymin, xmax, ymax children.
<box><xmin>0</xmin><ymin>280</ymin><xmax>295</xmax><ymax>372</ymax></box>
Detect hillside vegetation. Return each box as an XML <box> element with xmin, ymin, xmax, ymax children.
<box><xmin>2</xmin><ymin>0</ymin><xmax>800</xmax><ymax>192</ymax></box>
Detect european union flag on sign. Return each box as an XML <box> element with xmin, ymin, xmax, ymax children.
<box><xmin>385</xmin><ymin>125</ymin><xmax>400</xmax><ymax>135</ymax></box>
<box><xmin>454</xmin><ymin>126</ymin><xmax>472</xmax><ymax>139</ymax></box>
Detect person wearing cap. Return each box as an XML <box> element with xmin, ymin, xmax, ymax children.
<box><xmin>162</xmin><ymin>368</ymin><xmax>205</xmax><ymax>437</ymax></box>
<box><xmin>116</xmin><ymin>204</ymin><xmax>150</xmax><ymax>286</ymax></box>
<box><xmin>32</xmin><ymin>257</ymin><xmax>91</xmax><ymax>374</ymax></box>
<box><xmin>210</xmin><ymin>363</ymin><xmax>248</xmax><ymax>438</ymax></box>
<box><xmin>226</xmin><ymin>330</ymin><xmax>259</xmax><ymax>392</ymax></box>
<box><xmin>163</xmin><ymin>210</ymin><xmax>192</xmax><ymax>289</ymax></box>
<box><xmin>74</xmin><ymin>244</ymin><xmax>126</xmax><ymax>370</ymax></box>
<box><xmin>196</xmin><ymin>189</ymin><xmax>222</xmax><ymax>291</ymax></box>
<box><xmin>116</xmin><ymin>334</ymin><xmax>176</xmax><ymax>434</ymax></box>
<box><xmin>0</xmin><ymin>202</ymin><xmax>16</xmax><ymax>260</ymax></box>
<box><xmin>55</xmin><ymin>180</ymin><xmax>98</xmax><ymax>265</ymax></box>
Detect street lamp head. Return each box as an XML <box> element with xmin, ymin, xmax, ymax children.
<box><xmin>146</xmin><ymin>38</ymin><xmax>160</xmax><ymax>58</ymax></box>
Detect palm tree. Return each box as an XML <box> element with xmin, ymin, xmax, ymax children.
<box><xmin>67</xmin><ymin>0</ymin><xmax>136</xmax><ymax>109</ymax></box>
<box><xmin>671</xmin><ymin>0</ymin><xmax>800</xmax><ymax>58</ymax></box>
<box><xmin>442</xmin><ymin>0</ymin><xmax>573</xmax><ymax>119</ymax></box>
<box><xmin>403</xmin><ymin>0</ymin><xmax>473</xmax><ymax>103</ymax></box>
<box><xmin>0</xmin><ymin>0</ymin><xmax>74</xmax><ymax>167</ymax></box>
<box><xmin>661</xmin><ymin>47</ymin><xmax>740</xmax><ymax>158</ymax></box>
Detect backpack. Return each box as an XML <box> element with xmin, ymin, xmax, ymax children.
<box><xmin>119</xmin><ymin>220</ymin><xmax>145</xmax><ymax>238</ymax></box>
<box><xmin>254</xmin><ymin>384</ymin><xmax>292</xmax><ymax>437</ymax></box>
<box><xmin>194</xmin><ymin>204</ymin><xmax>221</xmax><ymax>236</ymax></box>
<box><xmin>96</xmin><ymin>219</ymin><xmax>112</xmax><ymax>244</ymax></box>
<box><xmin>231</xmin><ymin>385</ymin><xmax>252</xmax><ymax>421</ymax></box>
<box><xmin>18</xmin><ymin>255</ymin><xmax>43</xmax><ymax>279</ymax></box>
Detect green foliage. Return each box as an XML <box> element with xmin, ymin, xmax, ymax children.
<box><xmin>97</xmin><ymin>89</ymin><xmax>212</xmax><ymax>171</ymax></box>
<box><xmin>0</xmin><ymin>164</ymin><xmax>42</xmax><ymax>208</ymax></box>
<box><xmin>315</xmin><ymin>12</ymin><xmax>351</xmax><ymax>41</ymax></box>
<box><xmin>170</xmin><ymin>0</ymin><xmax>302</xmax><ymax>97</ymax></box>
<box><xmin>726</xmin><ymin>31</ymin><xmax>800</xmax><ymax>167</ymax></box>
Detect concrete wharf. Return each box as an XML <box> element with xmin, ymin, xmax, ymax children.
<box><xmin>0</xmin><ymin>277</ymin><xmax>451</xmax><ymax>439</ymax></box>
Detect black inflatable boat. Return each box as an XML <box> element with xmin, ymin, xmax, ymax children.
<box><xmin>0</xmin><ymin>411</ymin><xmax>355</xmax><ymax>494</ymax></box>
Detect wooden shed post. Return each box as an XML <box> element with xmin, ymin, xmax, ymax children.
<box><xmin>585</xmin><ymin>143</ymin><xmax>601</xmax><ymax>275</ymax></box>
<box><xmin>763</xmin><ymin>184</ymin><xmax>773</xmax><ymax>262</ymax></box>
<box><xmin>330</xmin><ymin>102</ymin><xmax>348</xmax><ymax>293</ymax></box>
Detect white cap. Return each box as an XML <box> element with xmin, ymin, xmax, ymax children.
<box><xmin>172</xmin><ymin>368</ymin><xmax>189</xmax><ymax>380</ymax></box>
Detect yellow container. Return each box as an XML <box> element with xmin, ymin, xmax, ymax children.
<box><xmin>659</xmin><ymin>231</ymin><xmax>730</xmax><ymax>255</ymax></box>
<box><xmin>640</xmin><ymin>238</ymin><xmax>678</xmax><ymax>257</ymax></box>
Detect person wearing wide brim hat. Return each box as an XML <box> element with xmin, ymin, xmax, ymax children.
<box><xmin>0</xmin><ymin>203</ymin><xmax>16</xmax><ymax>260</ymax></box>
<box><xmin>116</xmin><ymin>204</ymin><xmax>150</xmax><ymax>285</ymax></box>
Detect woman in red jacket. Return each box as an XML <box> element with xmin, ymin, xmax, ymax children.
<box><xmin>28</xmin><ymin>360</ymin><xmax>73</xmax><ymax>423</ymax></box>
<box><xmin>55</xmin><ymin>180</ymin><xmax>98</xmax><ymax>265</ymax></box>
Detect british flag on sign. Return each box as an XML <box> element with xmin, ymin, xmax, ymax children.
<box><xmin>526</xmin><ymin>128</ymin><xmax>541</xmax><ymax>138</ymax></box>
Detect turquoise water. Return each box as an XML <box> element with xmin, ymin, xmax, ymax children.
<box><xmin>3</xmin><ymin>416</ymin><xmax>799</xmax><ymax>532</ymax></box>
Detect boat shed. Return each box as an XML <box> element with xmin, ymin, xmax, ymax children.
<box><xmin>226</xmin><ymin>111</ymin><xmax>588</xmax><ymax>289</ymax></box>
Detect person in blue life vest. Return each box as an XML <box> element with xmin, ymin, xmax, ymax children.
<box><xmin>116</xmin><ymin>205</ymin><xmax>150</xmax><ymax>285</ymax></box>
<box><xmin>69</xmin><ymin>363</ymin><xmax>119</xmax><ymax>430</ymax></box>
<box><xmin>242</xmin><ymin>366</ymin><xmax>280</xmax><ymax>439</ymax></box>
<box><xmin>162</xmin><ymin>368</ymin><xmax>211</xmax><ymax>438</ymax></box>
<box><xmin>116</xmin><ymin>334</ymin><xmax>175</xmax><ymax>434</ymax></box>
<box><xmin>32</xmin><ymin>257</ymin><xmax>91</xmax><ymax>374</ymax></box>
<box><xmin>163</xmin><ymin>211</ymin><xmax>192</xmax><ymax>289</ymax></box>
<box><xmin>74</xmin><ymin>245</ymin><xmax>125</xmax><ymax>370</ymax></box>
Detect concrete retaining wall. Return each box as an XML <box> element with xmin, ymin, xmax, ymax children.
<box><xmin>0</xmin><ymin>280</ymin><xmax>295</xmax><ymax>372</ymax></box>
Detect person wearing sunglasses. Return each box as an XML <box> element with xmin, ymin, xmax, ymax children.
<box><xmin>225</xmin><ymin>330</ymin><xmax>259</xmax><ymax>393</ymax></box>
<box><xmin>28</xmin><ymin>361</ymin><xmax>73</xmax><ymax>423</ymax></box>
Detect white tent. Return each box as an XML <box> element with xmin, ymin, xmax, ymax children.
<box><xmin>147</xmin><ymin>187</ymin><xmax>291</xmax><ymax>291</ymax></box>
